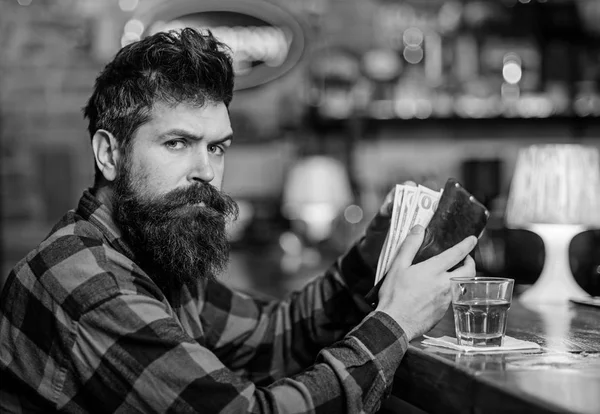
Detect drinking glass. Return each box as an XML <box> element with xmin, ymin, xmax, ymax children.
<box><xmin>450</xmin><ymin>277</ymin><xmax>515</xmax><ymax>347</ymax></box>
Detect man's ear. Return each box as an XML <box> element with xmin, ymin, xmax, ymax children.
<box><xmin>92</xmin><ymin>129</ymin><xmax>121</xmax><ymax>182</ymax></box>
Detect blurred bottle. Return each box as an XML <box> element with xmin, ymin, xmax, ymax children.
<box><xmin>462</xmin><ymin>158</ymin><xmax>505</xmax><ymax>276</ymax></box>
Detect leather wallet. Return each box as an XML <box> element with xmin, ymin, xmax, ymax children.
<box><xmin>365</xmin><ymin>178</ymin><xmax>489</xmax><ymax>306</ymax></box>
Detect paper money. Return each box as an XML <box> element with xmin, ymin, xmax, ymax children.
<box><xmin>375</xmin><ymin>184</ymin><xmax>404</xmax><ymax>284</ymax></box>
<box><xmin>376</xmin><ymin>185</ymin><xmax>412</xmax><ymax>283</ymax></box>
<box><xmin>375</xmin><ymin>184</ymin><xmax>441</xmax><ymax>284</ymax></box>
<box><xmin>388</xmin><ymin>185</ymin><xmax>417</xmax><ymax>266</ymax></box>
<box><xmin>375</xmin><ymin>231</ymin><xmax>392</xmax><ymax>285</ymax></box>
<box><xmin>398</xmin><ymin>185</ymin><xmax>441</xmax><ymax>248</ymax></box>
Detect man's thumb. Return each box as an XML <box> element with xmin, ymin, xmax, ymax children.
<box><xmin>393</xmin><ymin>225</ymin><xmax>425</xmax><ymax>269</ymax></box>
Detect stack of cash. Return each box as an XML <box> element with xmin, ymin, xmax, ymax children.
<box><xmin>375</xmin><ymin>184</ymin><xmax>442</xmax><ymax>286</ymax></box>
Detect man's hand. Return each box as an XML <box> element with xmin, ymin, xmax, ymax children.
<box><xmin>376</xmin><ymin>224</ymin><xmax>477</xmax><ymax>341</ymax></box>
<box><xmin>357</xmin><ymin>182</ymin><xmax>416</xmax><ymax>270</ymax></box>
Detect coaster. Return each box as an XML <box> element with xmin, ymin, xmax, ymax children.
<box><xmin>422</xmin><ymin>335</ymin><xmax>542</xmax><ymax>353</ymax></box>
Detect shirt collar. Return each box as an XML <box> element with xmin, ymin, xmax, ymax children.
<box><xmin>76</xmin><ymin>189</ymin><xmax>136</xmax><ymax>260</ymax></box>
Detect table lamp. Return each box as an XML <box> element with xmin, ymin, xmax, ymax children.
<box><xmin>505</xmin><ymin>144</ymin><xmax>600</xmax><ymax>304</ymax></box>
<box><xmin>282</xmin><ymin>155</ymin><xmax>353</xmax><ymax>243</ymax></box>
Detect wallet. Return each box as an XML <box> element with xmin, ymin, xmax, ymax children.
<box><xmin>365</xmin><ymin>178</ymin><xmax>489</xmax><ymax>306</ymax></box>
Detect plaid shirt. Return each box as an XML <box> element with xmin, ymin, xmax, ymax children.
<box><xmin>0</xmin><ymin>190</ymin><xmax>408</xmax><ymax>413</ymax></box>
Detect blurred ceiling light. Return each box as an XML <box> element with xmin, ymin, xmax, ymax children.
<box><xmin>124</xmin><ymin>19</ymin><xmax>145</xmax><ymax>37</ymax></box>
<box><xmin>518</xmin><ymin>0</ymin><xmax>531</xmax><ymax>3</ymax></box>
<box><xmin>394</xmin><ymin>99</ymin><xmax>418</xmax><ymax>119</ymax></box>
<box><xmin>17</xmin><ymin>0</ymin><xmax>32</xmax><ymax>5</ymax></box>
<box><xmin>502</xmin><ymin>61</ymin><xmax>522</xmax><ymax>84</ymax></box>
<box><xmin>403</xmin><ymin>46</ymin><xmax>424</xmax><ymax>65</ymax></box>
<box><xmin>403</xmin><ymin>28</ymin><xmax>424</xmax><ymax>48</ymax></box>
<box><xmin>415</xmin><ymin>100</ymin><xmax>433</xmax><ymax>119</ymax></box>
<box><xmin>119</xmin><ymin>0</ymin><xmax>139</xmax><ymax>12</ymax></box>
<box><xmin>362</xmin><ymin>49</ymin><xmax>402</xmax><ymax>82</ymax></box>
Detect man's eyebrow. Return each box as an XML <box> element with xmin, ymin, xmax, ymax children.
<box><xmin>159</xmin><ymin>129</ymin><xmax>233</xmax><ymax>144</ymax></box>
<box><xmin>214</xmin><ymin>133</ymin><xmax>234</xmax><ymax>145</ymax></box>
<box><xmin>159</xmin><ymin>129</ymin><xmax>201</xmax><ymax>140</ymax></box>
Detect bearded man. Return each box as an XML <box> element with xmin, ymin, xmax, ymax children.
<box><xmin>0</xmin><ymin>29</ymin><xmax>477</xmax><ymax>413</ymax></box>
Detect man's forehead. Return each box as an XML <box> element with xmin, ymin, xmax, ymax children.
<box><xmin>146</xmin><ymin>100</ymin><xmax>232</xmax><ymax>133</ymax></box>
<box><xmin>150</xmin><ymin>100</ymin><xmax>227</xmax><ymax>118</ymax></box>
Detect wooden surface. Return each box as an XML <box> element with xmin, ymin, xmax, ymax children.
<box><xmin>392</xmin><ymin>298</ymin><xmax>600</xmax><ymax>414</ymax></box>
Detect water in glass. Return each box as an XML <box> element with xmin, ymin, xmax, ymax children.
<box><xmin>452</xmin><ymin>299</ymin><xmax>510</xmax><ymax>346</ymax></box>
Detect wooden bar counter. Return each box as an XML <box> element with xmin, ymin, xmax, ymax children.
<box><xmin>392</xmin><ymin>297</ymin><xmax>600</xmax><ymax>414</ymax></box>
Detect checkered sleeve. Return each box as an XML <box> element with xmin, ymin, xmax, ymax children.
<box><xmin>64</xmin><ymin>291</ymin><xmax>406</xmax><ymax>413</ymax></box>
<box><xmin>202</xmin><ymin>245</ymin><xmax>379</xmax><ymax>380</ymax></box>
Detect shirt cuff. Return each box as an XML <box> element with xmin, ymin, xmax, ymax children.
<box><xmin>347</xmin><ymin>311</ymin><xmax>409</xmax><ymax>394</ymax></box>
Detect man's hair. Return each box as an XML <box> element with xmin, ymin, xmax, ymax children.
<box><xmin>83</xmin><ymin>28</ymin><xmax>234</xmax><ymax>184</ymax></box>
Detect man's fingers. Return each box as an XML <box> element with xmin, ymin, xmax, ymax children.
<box><xmin>429</xmin><ymin>236</ymin><xmax>477</xmax><ymax>272</ymax></box>
<box><xmin>446</xmin><ymin>254</ymin><xmax>477</xmax><ymax>279</ymax></box>
<box><xmin>392</xmin><ymin>225</ymin><xmax>426</xmax><ymax>269</ymax></box>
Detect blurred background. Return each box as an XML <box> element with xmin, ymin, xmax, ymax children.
<box><xmin>1</xmin><ymin>0</ymin><xmax>600</xmax><ymax>299</ymax></box>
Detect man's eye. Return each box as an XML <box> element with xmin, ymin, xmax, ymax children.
<box><xmin>165</xmin><ymin>140</ymin><xmax>186</xmax><ymax>150</ymax></box>
<box><xmin>208</xmin><ymin>144</ymin><xmax>225</xmax><ymax>155</ymax></box>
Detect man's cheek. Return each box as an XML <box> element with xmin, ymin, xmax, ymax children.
<box><xmin>130</xmin><ymin>170</ymin><xmax>162</xmax><ymax>201</ymax></box>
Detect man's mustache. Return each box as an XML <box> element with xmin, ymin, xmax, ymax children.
<box><xmin>150</xmin><ymin>184</ymin><xmax>239</xmax><ymax>218</ymax></box>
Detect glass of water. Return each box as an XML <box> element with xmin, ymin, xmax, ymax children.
<box><xmin>450</xmin><ymin>277</ymin><xmax>514</xmax><ymax>347</ymax></box>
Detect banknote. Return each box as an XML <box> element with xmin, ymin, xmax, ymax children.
<box><xmin>386</xmin><ymin>185</ymin><xmax>417</xmax><ymax>271</ymax></box>
<box><xmin>375</xmin><ymin>184</ymin><xmax>404</xmax><ymax>284</ymax></box>
<box><xmin>375</xmin><ymin>184</ymin><xmax>441</xmax><ymax>284</ymax></box>
<box><xmin>397</xmin><ymin>185</ymin><xmax>441</xmax><ymax>249</ymax></box>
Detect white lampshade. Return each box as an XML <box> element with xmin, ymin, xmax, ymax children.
<box><xmin>505</xmin><ymin>144</ymin><xmax>600</xmax><ymax>304</ymax></box>
<box><xmin>282</xmin><ymin>156</ymin><xmax>353</xmax><ymax>242</ymax></box>
<box><xmin>506</xmin><ymin>144</ymin><xmax>600</xmax><ymax>227</ymax></box>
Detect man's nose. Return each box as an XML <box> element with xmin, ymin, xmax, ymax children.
<box><xmin>187</xmin><ymin>151</ymin><xmax>215</xmax><ymax>183</ymax></box>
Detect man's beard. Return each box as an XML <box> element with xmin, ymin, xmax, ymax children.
<box><xmin>112</xmin><ymin>164</ymin><xmax>238</xmax><ymax>292</ymax></box>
